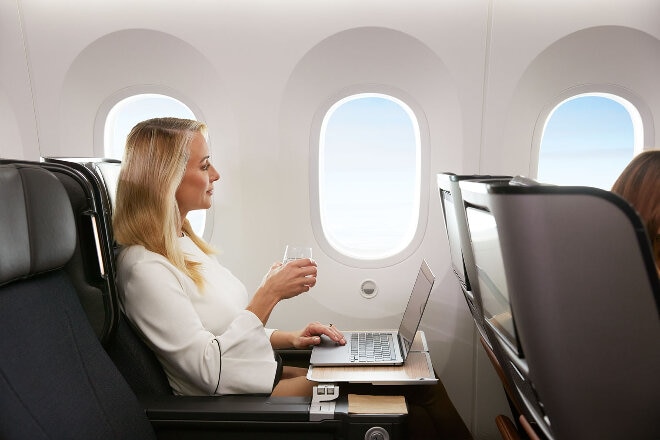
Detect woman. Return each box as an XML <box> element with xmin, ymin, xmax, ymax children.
<box><xmin>113</xmin><ymin>117</ymin><xmax>345</xmax><ymax>397</ymax></box>
<box><xmin>114</xmin><ymin>117</ymin><xmax>471</xmax><ymax>439</ymax></box>
<box><xmin>611</xmin><ymin>150</ymin><xmax>660</xmax><ymax>273</ymax></box>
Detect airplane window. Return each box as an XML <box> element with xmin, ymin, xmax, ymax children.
<box><xmin>537</xmin><ymin>93</ymin><xmax>641</xmax><ymax>189</ymax></box>
<box><xmin>104</xmin><ymin>94</ymin><xmax>197</xmax><ymax>160</ymax></box>
<box><xmin>319</xmin><ymin>93</ymin><xmax>420</xmax><ymax>260</ymax></box>
<box><xmin>104</xmin><ymin>94</ymin><xmax>206</xmax><ymax>237</ymax></box>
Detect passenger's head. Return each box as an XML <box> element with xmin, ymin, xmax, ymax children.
<box><xmin>114</xmin><ymin>117</ymin><xmax>214</xmax><ymax>288</ymax></box>
<box><xmin>611</xmin><ymin>150</ymin><xmax>660</xmax><ymax>271</ymax></box>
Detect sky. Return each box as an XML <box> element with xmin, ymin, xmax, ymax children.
<box><xmin>538</xmin><ymin>95</ymin><xmax>636</xmax><ymax>189</ymax></box>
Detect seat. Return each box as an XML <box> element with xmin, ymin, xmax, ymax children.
<box><xmin>457</xmin><ymin>178</ymin><xmax>548</xmax><ymax>440</ymax></box>
<box><xmin>466</xmin><ymin>181</ymin><xmax>660</xmax><ymax>439</ymax></box>
<box><xmin>0</xmin><ymin>162</ymin><xmax>157</xmax><ymax>439</ymax></box>
<box><xmin>29</xmin><ymin>157</ymin><xmax>405</xmax><ymax>440</ymax></box>
<box><xmin>437</xmin><ymin>172</ymin><xmax>511</xmax><ymax>346</ymax></box>
<box><xmin>438</xmin><ymin>173</ymin><xmax>537</xmax><ymax>439</ymax></box>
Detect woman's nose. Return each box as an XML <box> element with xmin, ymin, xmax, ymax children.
<box><xmin>210</xmin><ymin>165</ymin><xmax>220</xmax><ymax>181</ymax></box>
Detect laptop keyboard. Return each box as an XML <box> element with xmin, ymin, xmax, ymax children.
<box><xmin>350</xmin><ymin>332</ymin><xmax>396</xmax><ymax>363</ymax></box>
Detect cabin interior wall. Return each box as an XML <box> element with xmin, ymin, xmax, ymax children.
<box><xmin>0</xmin><ymin>0</ymin><xmax>39</xmax><ymax>160</ymax></box>
<box><xmin>1</xmin><ymin>1</ymin><xmax>658</xmax><ymax>439</ymax></box>
<box><xmin>482</xmin><ymin>0</ymin><xmax>660</xmax><ymax>177</ymax></box>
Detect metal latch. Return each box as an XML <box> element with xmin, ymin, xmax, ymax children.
<box><xmin>309</xmin><ymin>383</ymin><xmax>339</xmax><ymax>421</ymax></box>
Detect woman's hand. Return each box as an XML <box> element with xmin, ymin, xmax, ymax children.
<box><xmin>262</xmin><ymin>258</ymin><xmax>318</xmax><ymax>300</ymax></box>
<box><xmin>270</xmin><ymin>322</ymin><xmax>346</xmax><ymax>349</ymax></box>
<box><xmin>247</xmin><ymin>259</ymin><xmax>318</xmax><ymax>324</ymax></box>
<box><xmin>294</xmin><ymin>321</ymin><xmax>346</xmax><ymax>348</ymax></box>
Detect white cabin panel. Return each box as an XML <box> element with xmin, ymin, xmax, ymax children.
<box><xmin>482</xmin><ymin>0</ymin><xmax>660</xmax><ymax>176</ymax></box>
<box><xmin>0</xmin><ymin>0</ymin><xmax>39</xmax><ymax>160</ymax></box>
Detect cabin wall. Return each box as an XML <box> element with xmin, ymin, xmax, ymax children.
<box><xmin>1</xmin><ymin>1</ymin><xmax>658</xmax><ymax>438</ymax></box>
<box><xmin>483</xmin><ymin>0</ymin><xmax>660</xmax><ymax>176</ymax></box>
<box><xmin>0</xmin><ymin>0</ymin><xmax>39</xmax><ymax>160</ymax></box>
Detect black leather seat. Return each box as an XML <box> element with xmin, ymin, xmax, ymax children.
<box><xmin>0</xmin><ymin>162</ymin><xmax>157</xmax><ymax>439</ymax></box>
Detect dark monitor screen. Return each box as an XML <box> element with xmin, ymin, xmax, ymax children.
<box><xmin>440</xmin><ymin>189</ymin><xmax>470</xmax><ymax>291</ymax></box>
<box><xmin>464</xmin><ymin>204</ymin><xmax>519</xmax><ymax>353</ymax></box>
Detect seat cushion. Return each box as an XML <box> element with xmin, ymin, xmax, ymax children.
<box><xmin>0</xmin><ymin>271</ymin><xmax>155</xmax><ymax>440</ymax></box>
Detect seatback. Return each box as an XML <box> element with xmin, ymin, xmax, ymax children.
<box><xmin>437</xmin><ymin>172</ymin><xmax>512</xmax><ymax>347</ymax></box>
<box><xmin>42</xmin><ymin>157</ymin><xmax>173</xmax><ymax>397</ymax></box>
<box><xmin>0</xmin><ymin>163</ymin><xmax>156</xmax><ymax>440</ymax></box>
<box><xmin>459</xmin><ymin>178</ymin><xmax>549</xmax><ymax>439</ymax></box>
<box><xmin>437</xmin><ymin>173</ymin><xmax>533</xmax><ymax>426</ymax></box>
<box><xmin>43</xmin><ymin>158</ymin><xmax>120</xmax><ymax>343</ymax></box>
<box><xmin>487</xmin><ymin>183</ymin><xmax>660</xmax><ymax>440</ymax></box>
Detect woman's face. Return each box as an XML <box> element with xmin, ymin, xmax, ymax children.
<box><xmin>175</xmin><ymin>132</ymin><xmax>220</xmax><ymax>218</ymax></box>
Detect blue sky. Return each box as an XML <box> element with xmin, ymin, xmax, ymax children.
<box><xmin>538</xmin><ymin>95</ymin><xmax>635</xmax><ymax>188</ymax></box>
<box><xmin>320</xmin><ymin>94</ymin><xmax>419</xmax><ymax>256</ymax></box>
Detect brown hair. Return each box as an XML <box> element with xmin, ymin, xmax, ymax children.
<box><xmin>611</xmin><ymin>150</ymin><xmax>660</xmax><ymax>271</ymax></box>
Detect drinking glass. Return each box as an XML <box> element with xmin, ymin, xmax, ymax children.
<box><xmin>282</xmin><ymin>245</ymin><xmax>312</xmax><ymax>263</ymax></box>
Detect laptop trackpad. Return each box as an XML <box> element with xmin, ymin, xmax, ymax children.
<box><xmin>310</xmin><ymin>334</ymin><xmax>350</xmax><ymax>365</ymax></box>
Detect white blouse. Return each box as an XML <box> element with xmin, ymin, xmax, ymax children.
<box><xmin>116</xmin><ymin>236</ymin><xmax>277</xmax><ymax>396</ymax></box>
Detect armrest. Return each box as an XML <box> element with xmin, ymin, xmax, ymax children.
<box><xmin>141</xmin><ymin>395</ymin><xmax>312</xmax><ymax>422</ymax></box>
<box><xmin>140</xmin><ymin>394</ymin><xmax>346</xmax><ymax>440</ymax></box>
<box><xmin>140</xmin><ymin>393</ymin><xmax>407</xmax><ymax>440</ymax></box>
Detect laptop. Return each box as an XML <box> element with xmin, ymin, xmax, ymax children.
<box><xmin>309</xmin><ymin>260</ymin><xmax>435</xmax><ymax>366</ymax></box>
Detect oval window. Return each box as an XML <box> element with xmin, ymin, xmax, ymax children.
<box><xmin>538</xmin><ymin>94</ymin><xmax>641</xmax><ymax>189</ymax></box>
<box><xmin>319</xmin><ymin>93</ymin><xmax>421</xmax><ymax>260</ymax></box>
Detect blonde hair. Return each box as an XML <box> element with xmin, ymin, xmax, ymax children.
<box><xmin>113</xmin><ymin>117</ymin><xmax>215</xmax><ymax>289</ymax></box>
<box><xmin>611</xmin><ymin>149</ymin><xmax>660</xmax><ymax>271</ymax></box>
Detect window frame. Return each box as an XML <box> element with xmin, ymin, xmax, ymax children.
<box><xmin>309</xmin><ymin>85</ymin><xmax>430</xmax><ymax>268</ymax></box>
<box><xmin>531</xmin><ymin>85</ymin><xmax>652</xmax><ymax>183</ymax></box>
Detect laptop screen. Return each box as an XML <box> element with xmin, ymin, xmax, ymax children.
<box><xmin>398</xmin><ymin>260</ymin><xmax>435</xmax><ymax>359</ymax></box>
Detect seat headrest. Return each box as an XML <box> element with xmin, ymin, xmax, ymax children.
<box><xmin>0</xmin><ymin>164</ymin><xmax>76</xmax><ymax>285</ymax></box>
